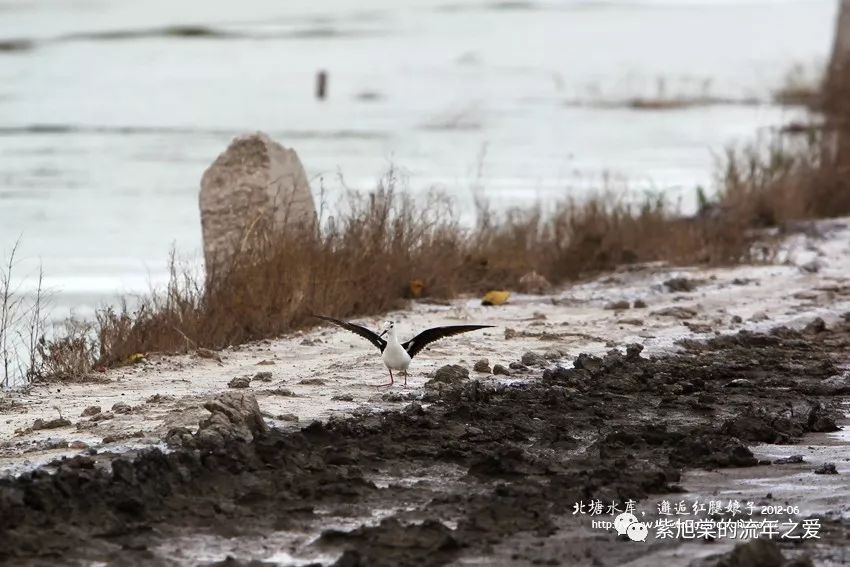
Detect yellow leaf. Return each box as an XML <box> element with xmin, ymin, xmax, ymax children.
<box><xmin>481</xmin><ymin>290</ymin><xmax>510</xmax><ymax>306</ymax></box>
<box><xmin>127</xmin><ymin>352</ymin><xmax>146</xmax><ymax>364</ymax></box>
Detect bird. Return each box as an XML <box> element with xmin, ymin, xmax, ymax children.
<box><xmin>313</xmin><ymin>315</ymin><xmax>494</xmax><ymax>387</ymax></box>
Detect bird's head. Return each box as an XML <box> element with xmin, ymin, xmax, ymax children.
<box><xmin>379</xmin><ymin>320</ymin><xmax>396</xmax><ymax>338</ymax></box>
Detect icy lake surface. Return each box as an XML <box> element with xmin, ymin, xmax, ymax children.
<box><xmin>0</xmin><ymin>0</ymin><xmax>837</xmax><ymax>314</ymax></box>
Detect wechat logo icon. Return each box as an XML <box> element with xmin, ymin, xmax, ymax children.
<box><xmin>614</xmin><ymin>512</ymin><xmax>649</xmax><ymax>542</ymax></box>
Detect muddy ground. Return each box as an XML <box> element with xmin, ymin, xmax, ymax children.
<box><xmin>1</xmin><ymin>317</ymin><xmax>849</xmax><ymax>566</ymax></box>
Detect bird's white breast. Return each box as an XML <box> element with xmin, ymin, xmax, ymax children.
<box><xmin>382</xmin><ymin>342</ymin><xmax>411</xmax><ymax>370</ymax></box>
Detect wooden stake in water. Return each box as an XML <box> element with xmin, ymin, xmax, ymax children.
<box><xmin>316</xmin><ymin>70</ymin><xmax>328</xmax><ymax>100</ymax></box>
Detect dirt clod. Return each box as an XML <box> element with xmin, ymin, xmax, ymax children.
<box><xmin>773</xmin><ymin>455</ymin><xmax>804</xmax><ymax>464</ymax></box>
<box><xmin>253</xmin><ymin>371</ymin><xmax>273</xmax><ymax>382</ymax></box>
<box><xmin>193</xmin><ymin>391</ymin><xmax>268</xmax><ymax>447</ymax></box>
<box><xmin>80</xmin><ymin>406</ymin><xmax>101</xmax><ymax>417</ymax></box>
<box><xmin>492</xmin><ymin>364</ymin><xmax>510</xmax><ymax>376</ymax></box>
<box><xmin>652</xmin><ymin>306</ymin><xmax>698</xmax><ymax>319</ymax></box>
<box><xmin>425</xmin><ymin>364</ymin><xmax>469</xmax><ymax>387</ymax></box>
<box><xmin>521</xmin><ymin>351</ymin><xmax>547</xmax><ymax>366</ymax></box>
<box><xmin>228</xmin><ymin>376</ymin><xmax>251</xmax><ymax>389</ymax></box>
<box><xmin>664</xmin><ymin>277</ymin><xmax>701</xmax><ymax>292</ymax></box>
<box><xmin>32</xmin><ymin>417</ymin><xmax>71</xmax><ymax>430</ymax></box>
<box><xmin>814</xmin><ymin>462</ymin><xmax>838</xmax><ymax>475</ymax></box>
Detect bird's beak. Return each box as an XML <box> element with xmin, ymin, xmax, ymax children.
<box><xmin>379</xmin><ymin>329</ymin><xmax>387</xmax><ymax>337</ymax></box>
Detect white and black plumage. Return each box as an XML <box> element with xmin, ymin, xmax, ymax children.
<box><xmin>314</xmin><ymin>315</ymin><xmax>494</xmax><ymax>386</ymax></box>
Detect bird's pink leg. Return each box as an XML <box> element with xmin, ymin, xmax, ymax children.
<box><xmin>403</xmin><ymin>370</ymin><xmax>408</xmax><ymax>387</ymax></box>
<box><xmin>378</xmin><ymin>368</ymin><xmax>394</xmax><ymax>387</ymax></box>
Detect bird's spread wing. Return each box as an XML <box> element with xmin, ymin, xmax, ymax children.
<box><xmin>402</xmin><ymin>325</ymin><xmax>494</xmax><ymax>359</ymax></box>
<box><xmin>313</xmin><ymin>315</ymin><xmax>387</xmax><ymax>352</ymax></box>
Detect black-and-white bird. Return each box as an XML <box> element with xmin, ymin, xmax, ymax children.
<box><xmin>313</xmin><ymin>315</ymin><xmax>494</xmax><ymax>386</ymax></box>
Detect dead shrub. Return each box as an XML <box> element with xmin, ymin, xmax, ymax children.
<box><xmin>37</xmin><ymin>319</ymin><xmax>97</xmax><ymax>382</ymax></box>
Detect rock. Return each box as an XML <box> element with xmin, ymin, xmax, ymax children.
<box><xmin>228</xmin><ymin>375</ymin><xmax>251</xmax><ymax>389</ymax></box>
<box><xmin>749</xmin><ymin>311</ymin><xmax>769</xmax><ymax>322</ymax></box>
<box><xmin>111</xmin><ymin>402</ymin><xmax>131</xmax><ymax>414</ymax></box>
<box><xmin>196</xmin><ymin>347</ymin><xmax>223</xmax><ymax>362</ymax></box>
<box><xmin>196</xmin><ymin>391</ymin><xmax>269</xmax><ymax>447</ymax></box>
<box><xmin>32</xmin><ymin>417</ymin><xmax>71</xmax><ymax>430</ymax></box>
<box><xmin>492</xmin><ymin>364</ymin><xmax>511</xmax><ymax>376</ymax></box>
<box><xmin>473</xmin><ymin>359</ymin><xmax>491</xmax><ymax>373</ymax></box>
<box><xmin>618</xmin><ymin>318</ymin><xmax>643</xmax><ymax>326</ymax></box>
<box><xmin>68</xmin><ymin>440</ymin><xmax>89</xmax><ymax>450</ymax></box>
<box><xmin>803</xmin><ymin>317</ymin><xmax>827</xmax><ymax>334</ymax></box>
<box><xmin>256</xmin><ymin>359</ymin><xmax>275</xmax><ymax>366</ymax></box>
<box><xmin>731</xmin><ymin>315</ymin><xmax>743</xmax><ymax>324</ymax></box>
<box><xmin>604</xmin><ymin>300</ymin><xmax>630</xmax><ymax>310</ymax></box>
<box><xmin>508</xmin><ymin>362</ymin><xmax>528</xmax><ymax>371</ymax></box>
<box><xmin>518</xmin><ymin>271</ymin><xmax>552</xmax><ymax>294</ymax></box>
<box><xmin>425</xmin><ymin>365</ymin><xmax>469</xmax><ymax>387</ymax></box>
<box><xmin>651</xmin><ymin>306</ymin><xmax>698</xmax><ymax>319</ymax></box>
<box><xmin>199</xmin><ymin>132</ymin><xmax>316</xmax><ymax>271</ymax></box>
<box><xmin>715</xmin><ymin>538</ymin><xmax>786</xmax><ymax>567</ymax></box>
<box><xmin>814</xmin><ymin>462</ymin><xmax>838</xmax><ymax>474</ymax></box>
<box><xmin>504</xmin><ymin>328</ymin><xmax>517</xmax><ymax>340</ymax></box>
<box><xmin>773</xmin><ymin>455</ymin><xmax>804</xmax><ymax>464</ymax></box>
<box><xmin>331</xmin><ymin>394</ymin><xmax>354</xmax><ymax>402</ymax></box>
<box><xmin>632</xmin><ymin>299</ymin><xmax>647</xmax><ymax>309</ymax></box>
<box><xmin>299</xmin><ymin>378</ymin><xmax>326</xmax><ymax>385</ymax></box>
<box><xmin>80</xmin><ymin>405</ymin><xmax>101</xmax><ymax>417</ymax></box>
<box><xmin>663</xmin><ymin>277</ymin><xmax>700</xmax><ymax>292</ymax></box>
<box><xmin>253</xmin><ymin>371</ymin><xmax>273</xmax><ymax>382</ymax></box>
<box><xmin>521</xmin><ymin>351</ymin><xmax>547</xmax><ymax>366</ymax></box>
<box><xmin>278</xmin><ymin>413</ymin><xmax>299</xmax><ymax>422</ymax></box>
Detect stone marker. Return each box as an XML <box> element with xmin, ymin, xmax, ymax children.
<box><xmin>199</xmin><ymin>132</ymin><xmax>317</xmax><ymax>272</ymax></box>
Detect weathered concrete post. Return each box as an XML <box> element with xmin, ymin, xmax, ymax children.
<box><xmin>199</xmin><ymin>132</ymin><xmax>317</xmax><ymax>274</ymax></box>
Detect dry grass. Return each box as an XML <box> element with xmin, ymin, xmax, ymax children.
<box><xmin>32</xmin><ymin>177</ymin><xmax>757</xmax><ymax>381</ymax></box>
<box><xmin>715</xmin><ymin>55</ymin><xmax>850</xmax><ymax>228</ymax></box>
<box><xmin>715</xmin><ymin>134</ymin><xmax>850</xmax><ymax>227</ymax></box>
